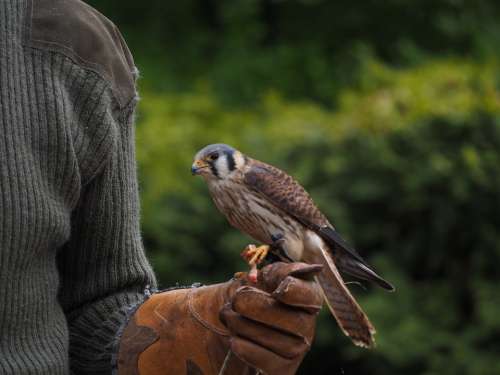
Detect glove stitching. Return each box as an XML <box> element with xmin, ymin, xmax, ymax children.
<box><xmin>188</xmin><ymin>287</ymin><xmax>231</xmax><ymax>336</ymax></box>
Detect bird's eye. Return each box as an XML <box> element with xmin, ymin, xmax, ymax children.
<box><xmin>208</xmin><ymin>153</ymin><xmax>219</xmax><ymax>161</ymax></box>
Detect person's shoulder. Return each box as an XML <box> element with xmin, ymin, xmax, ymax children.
<box><xmin>25</xmin><ymin>0</ymin><xmax>137</xmax><ymax>107</ymax></box>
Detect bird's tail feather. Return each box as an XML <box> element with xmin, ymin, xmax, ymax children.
<box><xmin>318</xmin><ymin>226</ymin><xmax>395</xmax><ymax>291</ymax></box>
<box><xmin>311</xmin><ymin>245</ymin><xmax>376</xmax><ymax>348</ymax></box>
<box><xmin>337</xmin><ymin>256</ymin><xmax>395</xmax><ymax>291</ymax></box>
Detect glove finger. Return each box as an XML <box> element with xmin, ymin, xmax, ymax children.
<box><xmin>272</xmin><ymin>276</ymin><xmax>323</xmax><ymax>313</ymax></box>
<box><xmin>220</xmin><ymin>306</ymin><xmax>309</xmax><ymax>359</ymax></box>
<box><xmin>258</xmin><ymin>262</ymin><xmax>323</xmax><ymax>293</ymax></box>
<box><xmin>232</xmin><ymin>287</ymin><xmax>316</xmax><ymax>339</ymax></box>
<box><xmin>230</xmin><ymin>336</ymin><xmax>302</xmax><ymax>375</ymax></box>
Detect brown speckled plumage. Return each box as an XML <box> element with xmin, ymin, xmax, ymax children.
<box><xmin>244</xmin><ymin>160</ymin><xmax>329</xmax><ymax>228</ymax></box>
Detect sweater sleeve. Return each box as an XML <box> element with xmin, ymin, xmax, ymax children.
<box><xmin>56</xmin><ymin>83</ymin><xmax>157</xmax><ymax>374</ymax></box>
<box><xmin>23</xmin><ymin>2</ymin><xmax>157</xmax><ymax>372</ymax></box>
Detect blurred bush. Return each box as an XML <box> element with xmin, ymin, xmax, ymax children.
<box><xmin>91</xmin><ymin>0</ymin><xmax>500</xmax><ymax>106</ymax></box>
<box><xmin>136</xmin><ymin>58</ymin><xmax>500</xmax><ymax>374</ymax></box>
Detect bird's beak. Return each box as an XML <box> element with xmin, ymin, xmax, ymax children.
<box><xmin>191</xmin><ymin>159</ymin><xmax>209</xmax><ymax>175</ymax></box>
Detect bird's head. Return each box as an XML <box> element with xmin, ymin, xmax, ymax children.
<box><xmin>191</xmin><ymin>143</ymin><xmax>246</xmax><ymax>180</ymax></box>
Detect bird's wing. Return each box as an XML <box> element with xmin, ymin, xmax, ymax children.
<box><xmin>243</xmin><ymin>160</ymin><xmax>365</xmax><ymax>263</ymax></box>
<box><xmin>243</xmin><ymin>160</ymin><xmax>395</xmax><ymax>291</ymax></box>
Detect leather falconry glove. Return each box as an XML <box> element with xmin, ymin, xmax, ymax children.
<box><xmin>117</xmin><ymin>262</ymin><xmax>323</xmax><ymax>375</ymax></box>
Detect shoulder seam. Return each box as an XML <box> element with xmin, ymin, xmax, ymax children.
<box><xmin>22</xmin><ymin>0</ymin><xmax>138</xmax><ymax>109</ymax></box>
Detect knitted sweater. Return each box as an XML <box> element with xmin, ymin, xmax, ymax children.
<box><xmin>0</xmin><ymin>0</ymin><xmax>156</xmax><ymax>374</ymax></box>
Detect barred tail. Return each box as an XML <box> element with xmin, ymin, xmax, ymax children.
<box><xmin>314</xmin><ymin>245</ymin><xmax>376</xmax><ymax>348</ymax></box>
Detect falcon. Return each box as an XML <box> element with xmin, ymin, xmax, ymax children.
<box><xmin>191</xmin><ymin>143</ymin><xmax>394</xmax><ymax>348</ymax></box>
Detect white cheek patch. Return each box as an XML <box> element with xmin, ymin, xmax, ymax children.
<box><xmin>233</xmin><ymin>151</ymin><xmax>245</xmax><ymax>169</ymax></box>
<box><xmin>215</xmin><ymin>155</ymin><xmax>230</xmax><ymax>178</ymax></box>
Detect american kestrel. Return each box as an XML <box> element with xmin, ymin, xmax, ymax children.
<box><xmin>191</xmin><ymin>143</ymin><xmax>394</xmax><ymax>348</ymax></box>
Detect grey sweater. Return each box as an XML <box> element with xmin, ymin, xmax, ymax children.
<box><xmin>0</xmin><ymin>0</ymin><xmax>156</xmax><ymax>374</ymax></box>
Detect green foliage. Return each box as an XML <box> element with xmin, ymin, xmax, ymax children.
<box><xmin>90</xmin><ymin>0</ymin><xmax>500</xmax><ymax>106</ymax></box>
<box><xmin>136</xmin><ymin>59</ymin><xmax>500</xmax><ymax>374</ymax></box>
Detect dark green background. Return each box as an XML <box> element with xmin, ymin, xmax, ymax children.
<box><xmin>87</xmin><ymin>1</ymin><xmax>500</xmax><ymax>374</ymax></box>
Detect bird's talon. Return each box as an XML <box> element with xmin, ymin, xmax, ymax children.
<box><xmin>248</xmin><ymin>253</ymin><xmax>259</xmax><ymax>266</ymax></box>
<box><xmin>246</xmin><ymin>245</ymin><xmax>269</xmax><ymax>266</ymax></box>
<box><xmin>241</xmin><ymin>244</ymin><xmax>270</xmax><ymax>277</ymax></box>
<box><xmin>233</xmin><ymin>271</ymin><xmax>246</xmax><ymax>279</ymax></box>
<box><xmin>245</xmin><ymin>244</ymin><xmax>257</xmax><ymax>251</ymax></box>
<box><xmin>241</xmin><ymin>244</ymin><xmax>257</xmax><ymax>261</ymax></box>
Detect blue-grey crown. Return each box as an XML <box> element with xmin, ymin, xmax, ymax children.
<box><xmin>195</xmin><ymin>143</ymin><xmax>236</xmax><ymax>160</ymax></box>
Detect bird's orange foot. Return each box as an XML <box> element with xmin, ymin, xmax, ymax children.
<box><xmin>233</xmin><ymin>271</ymin><xmax>247</xmax><ymax>279</ymax></box>
<box><xmin>241</xmin><ymin>244</ymin><xmax>270</xmax><ymax>283</ymax></box>
<box><xmin>242</xmin><ymin>244</ymin><xmax>271</xmax><ymax>265</ymax></box>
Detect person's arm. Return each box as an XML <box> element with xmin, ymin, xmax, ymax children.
<box><xmin>25</xmin><ymin>1</ymin><xmax>157</xmax><ymax>372</ymax></box>
<box><xmin>56</xmin><ymin>87</ymin><xmax>156</xmax><ymax>374</ymax></box>
<box><xmin>17</xmin><ymin>1</ymin><xmax>157</xmax><ymax>373</ymax></box>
